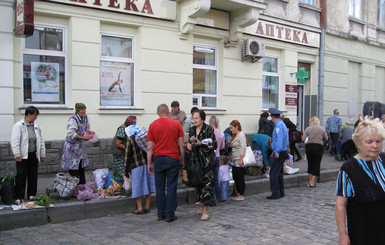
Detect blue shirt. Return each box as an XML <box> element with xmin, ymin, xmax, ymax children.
<box><xmin>271</xmin><ymin>119</ymin><xmax>289</xmax><ymax>155</ymax></box>
<box><xmin>325</xmin><ymin>114</ymin><xmax>343</xmax><ymax>133</ymax></box>
<box><xmin>335</xmin><ymin>156</ymin><xmax>385</xmax><ymax>197</ymax></box>
<box><xmin>251</xmin><ymin>134</ymin><xmax>271</xmax><ymax>167</ymax></box>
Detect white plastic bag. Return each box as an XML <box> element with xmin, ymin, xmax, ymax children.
<box><xmin>253</xmin><ymin>150</ymin><xmax>264</xmax><ymax>167</ymax></box>
<box><xmin>123</xmin><ymin>175</ymin><xmax>131</xmax><ymax>191</ymax></box>
<box><xmin>243</xmin><ymin>146</ymin><xmax>256</xmax><ymax>166</ymax></box>
<box><xmin>93</xmin><ymin>168</ymin><xmax>109</xmax><ymax>189</ymax></box>
<box><xmin>284</xmin><ymin>166</ymin><xmax>299</xmax><ymax>175</ymax></box>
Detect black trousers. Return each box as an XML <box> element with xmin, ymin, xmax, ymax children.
<box><xmin>289</xmin><ymin>141</ymin><xmax>301</xmax><ymax>160</ymax></box>
<box><xmin>232</xmin><ymin>166</ymin><xmax>245</xmax><ymax>195</ymax></box>
<box><xmin>269</xmin><ymin>151</ymin><xmax>286</xmax><ymax>197</ymax></box>
<box><xmin>69</xmin><ymin>160</ymin><xmax>86</xmax><ymax>184</ymax></box>
<box><xmin>15</xmin><ymin>152</ymin><xmax>38</xmax><ymax>200</ymax></box>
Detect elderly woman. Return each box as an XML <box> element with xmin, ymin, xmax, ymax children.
<box><xmin>124</xmin><ymin>119</ymin><xmax>155</xmax><ymax>215</ymax></box>
<box><xmin>187</xmin><ymin>110</ymin><xmax>217</xmax><ymax>221</ymax></box>
<box><xmin>11</xmin><ymin>106</ymin><xmax>46</xmax><ymax>203</ymax></box>
<box><xmin>112</xmin><ymin>116</ymin><xmax>136</xmax><ymax>173</ymax></box>
<box><xmin>61</xmin><ymin>103</ymin><xmax>92</xmax><ymax>184</ymax></box>
<box><xmin>209</xmin><ymin>115</ymin><xmax>225</xmax><ymax>203</ymax></box>
<box><xmin>302</xmin><ymin>116</ymin><xmax>328</xmax><ymax>187</ymax></box>
<box><xmin>230</xmin><ymin>120</ymin><xmax>247</xmax><ymax>201</ymax></box>
<box><xmin>335</xmin><ymin>117</ymin><xmax>385</xmax><ymax>245</ymax></box>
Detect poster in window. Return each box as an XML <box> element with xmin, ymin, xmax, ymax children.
<box><xmin>100</xmin><ymin>61</ymin><xmax>133</xmax><ymax>106</ymax></box>
<box><xmin>31</xmin><ymin>62</ymin><xmax>60</xmax><ymax>102</ymax></box>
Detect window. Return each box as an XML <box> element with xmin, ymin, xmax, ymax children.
<box><xmin>100</xmin><ymin>34</ymin><xmax>134</xmax><ymax>107</ymax></box>
<box><xmin>193</xmin><ymin>45</ymin><xmax>217</xmax><ymax>108</ymax></box>
<box><xmin>300</xmin><ymin>0</ymin><xmax>316</xmax><ymax>6</ymax></box>
<box><xmin>262</xmin><ymin>56</ymin><xmax>279</xmax><ymax>109</ymax></box>
<box><xmin>379</xmin><ymin>0</ymin><xmax>385</xmax><ymax>27</ymax></box>
<box><xmin>23</xmin><ymin>25</ymin><xmax>66</xmax><ymax>105</ymax></box>
<box><xmin>349</xmin><ymin>0</ymin><xmax>362</xmax><ymax>19</ymax></box>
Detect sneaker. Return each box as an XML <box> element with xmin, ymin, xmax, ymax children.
<box><xmin>29</xmin><ymin>196</ymin><xmax>35</xmax><ymax>201</ymax></box>
<box><xmin>15</xmin><ymin>199</ymin><xmax>21</xmax><ymax>205</ymax></box>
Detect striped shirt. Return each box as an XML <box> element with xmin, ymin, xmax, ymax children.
<box><xmin>335</xmin><ymin>156</ymin><xmax>385</xmax><ymax>197</ymax></box>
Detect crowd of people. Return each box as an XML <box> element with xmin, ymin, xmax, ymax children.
<box><xmin>9</xmin><ymin>103</ymin><xmax>385</xmax><ymax>242</ymax></box>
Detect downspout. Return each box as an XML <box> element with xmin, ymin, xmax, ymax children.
<box><xmin>318</xmin><ymin>0</ymin><xmax>326</xmax><ymax>125</ymax></box>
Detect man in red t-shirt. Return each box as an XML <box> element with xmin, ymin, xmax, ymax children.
<box><xmin>147</xmin><ymin>104</ymin><xmax>184</xmax><ymax>222</ymax></box>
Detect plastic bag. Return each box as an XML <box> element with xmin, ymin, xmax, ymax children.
<box><xmin>53</xmin><ymin>173</ymin><xmax>79</xmax><ymax>198</ymax></box>
<box><xmin>84</xmin><ymin>129</ymin><xmax>98</xmax><ymax>143</ymax></box>
<box><xmin>243</xmin><ymin>146</ymin><xmax>256</xmax><ymax>166</ymax></box>
<box><xmin>75</xmin><ymin>184</ymin><xmax>94</xmax><ymax>201</ymax></box>
<box><xmin>1</xmin><ymin>177</ymin><xmax>15</xmax><ymax>205</ymax></box>
<box><xmin>93</xmin><ymin>168</ymin><xmax>108</xmax><ymax>190</ymax></box>
<box><xmin>253</xmin><ymin>150</ymin><xmax>264</xmax><ymax>167</ymax></box>
<box><xmin>123</xmin><ymin>175</ymin><xmax>131</xmax><ymax>191</ymax></box>
<box><xmin>284</xmin><ymin>166</ymin><xmax>299</xmax><ymax>175</ymax></box>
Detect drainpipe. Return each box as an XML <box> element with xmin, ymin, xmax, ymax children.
<box><xmin>318</xmin><ymin>0</ymin><xmax>326</xmax><ymax>125</ymax></box>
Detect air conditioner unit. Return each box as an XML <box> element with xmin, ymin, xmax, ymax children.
<box><xmin>242</xmin><ymin>39</ymin><xmax>265</xmax><ymax>63</ymax></box>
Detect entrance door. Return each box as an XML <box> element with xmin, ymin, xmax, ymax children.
<box><xmin>297</xmin><ymin>62</ymin><xmax>314</xmax><ymax>130</ymax></box>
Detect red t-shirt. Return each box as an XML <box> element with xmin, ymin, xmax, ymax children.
<box><xmin>147</xmin><ymin>117</ymin><xmax>184</xmax><ymax>160</ymax></box>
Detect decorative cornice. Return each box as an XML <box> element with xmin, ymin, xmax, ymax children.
<box><xmin>229</xmin><ymin>7</ymin><xmax>261</xmax><ymax>43</ymax></box>
<box><xmin>178</xmin><ymin>0</ymin><xmax>211</xmax><ymax>35</ymax></box>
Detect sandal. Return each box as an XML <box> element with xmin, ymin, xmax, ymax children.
<box><xmin>143</xmin><ymin>208</ymin><xmax>150</xmax><ymax>213</ymax></box>
<box><xmin>307</xmin><ymin>183</ymin><xmax>316</xmax><ymax>188</ymax></box>
<box><xmin>133</xmin><ymin>209</ymin><xmax>145</xmax><ymax>215</ymax></box>
<box><xmin>200</xmin><ymin>213</ymin><xmax>209</xmax><ymax>221</ymax></box>
<box><xmin>196</xmin><ymin>209</ymin><xmax>203</xmax><ymax>215</ymax></box>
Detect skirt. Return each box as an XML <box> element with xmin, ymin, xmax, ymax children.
<box><xmin>131</xmin><ymin>164</ymin><xmax>156</xmax><ymax>199</ymax></box>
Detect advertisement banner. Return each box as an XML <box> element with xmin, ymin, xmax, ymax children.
<box><xmin>31</xmin><ymin>62</ymin><xmax>60</xmax><ymax>102</ymax></box>
<box><xmin>100</xmin><ymin>61</ymin><xmax>133</xmax><ymax>106</ymax></box>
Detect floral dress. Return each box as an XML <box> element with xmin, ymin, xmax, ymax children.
<box><xmin>189</xmin><ymin>123</ymin><xmax>217</xmax><ymax>206</ymax></box>
<box><xmin>61</xmin><ymin>114</ymin><xmax>90</xmax><ymax>170</ymax></box>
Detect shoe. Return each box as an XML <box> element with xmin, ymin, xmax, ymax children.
<box><xmin>200</xmin><ymin>214</ymin><xmax>209</xmax><ymax>221</ymax></box>
<box><xmin>28</xmin><ymin>196</ymin><xmax>35</xmax><ymax>201</ymax></box>
<box><xmin>194</xmin><ymin>201</ymin><xmax>201</xmax><ymax>206</ymax></box>
<box><xmin>143</xmin><ymin>208</ymin><xmax>150</xmax><ymax>213</ymax></box>
<box><xmin>182</xmin><ymin>179</ymin><xmax>189</xmax><ymax>185</ymax></box>
<box><xmin>15</xmin><ymin>199</ymin><xmax>21</xmax><ymax>205</ymax></box>
<box><xmin>165</xmin><ymin>216</ymin><xmax>177</xmax><ymax>222</ymax></box>
<box><xmin>231</xmin><ymin>197</ymin><xmax>244</xmax><ymax>201</ymax></box>
<box><xmin>196</xmin><ymin>209</ymin><xmax>203</xmax><ymax>215</ymax></box>
<box><xmin>133</xmin><ymin>209</ymin><xmax>145</xmax><ymax>215</ymax></box>
<box><xmin>158</xmin><ymin>216</ymin><xmax>165</xmax><ymax>221</ymax></box>
<box><xmin>266</xmin><ymin>195</ymin><xmax>280</xmax><ymax>200</ymax></box>
<box><xmin>307</xmin><ymin>183</ymin><xmax>316</xmax><ymax>188</ymax></box>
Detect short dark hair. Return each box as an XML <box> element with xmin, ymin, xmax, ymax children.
<box><xmin>193</xmin><ymin>110</ymin><xmax>206</xmax><ymax>121</ymax></box>
<box><xmin>190</xmin><ymin>106</ymin><xmax>199</xmax><ymax>114</ymax></box>
<box><xmin>171</xmin><ymin>101</ymin><xmax>180</xmax><ymax>108</ymax></box>
<box><xmin>25</xmin><ymin>106</ymin><xmax>39</xmax><ymax>116</ymax></box>
<box><xmin>260</xmin><ymin>111</ymin><xmax>269</xmax><ymax>118</ymax></box>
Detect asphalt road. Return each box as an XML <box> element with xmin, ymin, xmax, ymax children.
<box><xmin>0</xmin><ymin>181</ymin><xmax>338</xmax><ymax>245</ymax></box>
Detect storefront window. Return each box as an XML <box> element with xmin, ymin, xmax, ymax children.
<box><xmin>100</xmin><ymin>34</ymin><xmax>134</xmax><ymax>107</ymax></box>
<box><xmin>262</xmin><ymin>57</ymin><xmax>279</xmax><ymax>109</ymax></box>
<box><xmin>23</xmin><ymin>26</ymin><xmax>66</xmax><ymax>105</ymax></box>
<box><xmin>379</xmin><ymin>0</ymin><xmax>385</xmax><ymax>27</ymax></box>
<box><xmin>349</xmin><ymin>0</ymin><xmax>361</xmax><ymax>19</ymax></box>
<box><xmin>193</xmin><ymin>45</ymin><xmax>217</xmax><ymax>108</ymax></box>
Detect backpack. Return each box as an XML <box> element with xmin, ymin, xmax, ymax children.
<box><xmin>135</xmin><ymin>127</ymin><xmax>148</xmax><ymax>152</ymax></box>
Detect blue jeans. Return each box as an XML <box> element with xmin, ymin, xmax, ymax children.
<box><xmin>154</xmin><ymin>156</ymin><xmax>180</xmax><ymax>220</ymax></box>
<box><xmin>330</xmin><ymin>132</ymin><xmax>339</xmax><ymax>155</ymax></box>
<box><xmin>220</xmin><ymin>180</ymin><xmax>229</xmax><ymax>201</ymax></box>
<box><xmin>213</xmin><ymin>157</ymin><xmax>220</xmax><ymax>203</ymax></box>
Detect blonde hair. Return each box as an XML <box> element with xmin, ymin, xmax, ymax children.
<box><xmin>352</xmin><ymin>117</ymin><xmax>385</xmax><ymax>146</ymax></box>
<box><xmin>309</xmin><ymin>116</ymin><xmax>320</xmax><ymax>125</ymax></box>
<box><xmin>209</xmin><ymin>115</ymin><xmax>219</xmax><ymax>129</ymax></box>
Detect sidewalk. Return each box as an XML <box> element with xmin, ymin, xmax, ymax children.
<box><xmin>0</xmin><ymin>153</ymin><xmax>342</xmax><ymax>231</ymax></box>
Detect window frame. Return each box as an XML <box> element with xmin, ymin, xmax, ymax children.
<box><xmin>22</xmin><ymin>23</ymin><xmax>67</xmax><ymax>107</ymax></box>
<box><xmin>299</xmin><ymin>0</ymin><xmax>316</xmax><ymax>6</ymax></box>
<box><xmin>349</xmin><ymin>0</ymin><xmax>362</xmax><ymax>19</ymax></box>
<box><xmin>192</xmin><ymin>44</ymin><xmax>218</xmax><ymax>109</ymax></box>
<box><xmin>379</xmin><ymin>0</ymin><xmax>385</xmax><ymax>28</ymax></box>
<box><xmin>100</xmin><ymin>31</ymin><xmax>136</xmax><ymax>108</ymax></box>
<box><xmin>262</xmin><ymin>55</ymin><xmax>280</xmax><ymax>110</ymax></box>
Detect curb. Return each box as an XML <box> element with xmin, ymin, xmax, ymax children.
<box><xmin>0</xmin><ymin>168</ymin><xmax>339</xmax><ymax>231</ymax></box>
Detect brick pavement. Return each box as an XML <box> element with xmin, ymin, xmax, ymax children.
<box><xmin>0</xmin><ymin>181</ymin><xmax>338</xmax><ymax>245</ymax></box>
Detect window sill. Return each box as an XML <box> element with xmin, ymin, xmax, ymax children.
<box><xmin>348</xmin><ymin>17</ymin><xmax>366</xmax><ymax>26</ymax></box>
<box><xmin>299</xmin><ymin>2</ymin><xmax>321</xmax><ymax>12</ymax></box>
<box><xmin>19</xmin><ymin>107</ymin><xmax>73</xmax><ymax>115</ymax></box>
<box><xmin>376</xmin><ymin>26</ymin><xmax>385</xmax><ymax>33</ymax></box>
<box><xmin>201</xmin><ymin>108</ymin><xmax>227</xmax><ymax>115</ymax></box>
<box><xmin>98</xmin><ymin>107</ymin><xmax>145</xmax><ymax>114</ymax></box>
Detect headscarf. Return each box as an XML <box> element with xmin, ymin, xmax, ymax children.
<box><xmin>124</xmin><ymin>115</ymin><xmax>137</xmax><ymax>126</ymax></box>
<box><xmin>75</xmin><ymin>103</ymin><xmax>86</xmax><ymax>113</ymax></box>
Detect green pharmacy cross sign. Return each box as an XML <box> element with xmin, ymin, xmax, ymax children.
<box><xmin>296</xmin><ymin>67</ymin><xmax>310</xmax><ymax>83</ymax></box>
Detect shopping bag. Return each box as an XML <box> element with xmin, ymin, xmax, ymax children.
<box><xmin>135</xmin><ymin>127</ymin><xmax>148</xmax><ymax>152</ymax></box>
<box><xmin>253</xmin><ymin>150</ymin><xmax>264</xmax><ymax>167</ymax></box>
<box><xmin>53</xmin><ymin>173</ymin><xmax>79</xmax><ymax>198</ymax></box>
<box><xmin>123</xmin><ymin>175</ymin><xmax>131</xmax><ymax>191</ymax></box>
<box><xmin>243</xmin><ymin>146</ymin><xmax>256</xmax><ymax>166</ymax></box>
<box><xmin>187</xmin><ymin>147</ymin><xmax>204</xmax><ymax>188</ymax></box>
<box><xmin>93</xmin><ymin>168</ymin><xmax>108</xmax><ymax>189</ymax></box>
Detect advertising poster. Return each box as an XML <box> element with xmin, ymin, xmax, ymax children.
<box><xmin>100</xmin><ymin>61</ymin><xmax>133</xmax><ymax>106</ymax></box>
<box><xmin>31</xmin><ymin>62</ymin><xmax>60</xmax><ymax>102</ymax></box>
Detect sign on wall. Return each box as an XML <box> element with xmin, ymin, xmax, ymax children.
<box><xmin>244</xmin><ymin>19</ymin><xmax>320</xmax><ymax>48</ymax></box>
<box><xmin>15</xmin><ymin>0</ymin><xmax>34</xmax><ymax>37</ymax></box>
<box><xmin>285</xmin><ymin>84</ymin><xmax>298</xmax><ymax>111</ymax></box>
<box><xmin>43</xmin><ymin>0</ymin><xmax>176</xmax><ymax>20</ymax></box>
